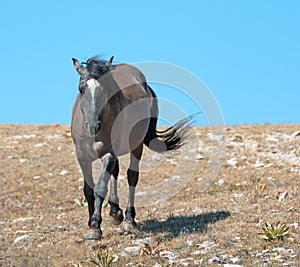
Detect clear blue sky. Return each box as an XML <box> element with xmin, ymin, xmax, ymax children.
<box><xmin>1</xmin><ymin>1</ymin><xmax>299</xmax><ymax>125</ymax></box>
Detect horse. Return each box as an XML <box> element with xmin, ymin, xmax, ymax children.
<box><xmin>71</xmin><ymin>56</ymin><xmax>191</xmax><ymax>239</ymax></box>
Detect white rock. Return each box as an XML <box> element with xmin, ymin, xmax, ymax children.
<box><xmin>224</xmin><ymin>265</ymin><xmax>243</xmax><ymax>267</ymax></box>
<box><xmin>292</xmin><ymin>131</ymin><xmax>300</xmax><ymax>137</ymax></box>
<box><xmin>159</xmin><ymin>251</ymin><xmax>179</xmax><ymax>260</ymax></box>
<box><xmin>59</xmin><ymin>169</ymin><xmax>68</xmax><ymax>176</ymax></box>
<box><xmin>15</xmin><ymin>230</ymin><xmax>33</xmax><ymax>234</ymax></box>
<box><xmin>194</xmin><ymin>259</ymin><xmax>204</xmax><ymax>265</ymax></box>
<box><xmin>207</xmin><ymin>256</ymin><xmax>221</xmax><ymax>264</ymax></box>
<box><xmin>289</xmin><ymin>222</ymin><xmax>298</xmax><ymax>228</ymax></box>
<box><xmin>196</xmin><ymin>153</ymin><xmax>205</xmax><ymax>160</ymax></box>
<box><xmin>278</xmin><ymin>191</ymin><xmax>288</xmax><ymax>201</ymax></box>
<box><xmin>254</xmin><ymin>160</ymin><xmax>264</xmax><ymax>168</ymax></box>
<box><xmin>34</xmin><ymin>142</ymin><xmax>48</xmax><ymax>148</ymax></box>
<box><xmin>266</xmin><ymin>137</ymin><xmax>278</xmax><ymax>143</ymax></box>
<box><xmin>132</xmin><ymin>237</ymin><xmax>152</xmax><ymax>246</ymax></box>
<box><xmin>19</xmin><ymin>159</ymin><xmax>27</xmax><ymax>163</ymax></box>
<box><xmin>136</xmin><ymin>191</ymin><xmax>146</xmax><ymax>196</ymax></box>
<box><xmin>230</xmin><ymin>257</ymin><xmax>240</xmax><ymax>263</ymax></box>
<box><xmin>217</xmin><ymin>179</ymin><xmax>224</xmax><ymax>186</ymax></box>
<box><xmin>180</xmin><ymin>260</ymin><xmax>189</xmax><ymax>266</ymax></box>
<box><xmin>13</xmin><ymin>217</ymin><xmax>34</xmax><ymax>223</ymax></box>
<box><xmin>172</xmin><ymin>175</ymin><xmax>181</xmax><ymax>182</ymax></box>
<box><xmin>121</xmin><ymin>246</ymin><xmax>140</xmax><ymax>257</ymax></box>
<box><xmin>227</xmin><ymin>158</ymin><xmax>238</xmax><ymax>166</ymax></box>
<box><xmin>56</xmin><ymin>213</ymin><xmax>67</xmax><ymax>219</ymax></box>
<box><xmin>14</xmin><ymin>234</ymin><xmax>33</xmax><ymax>244</ymax></box>
<box><xmin>187</xmin><ymin>239</ymin><xmax>193</xmax><ymax>246</ymax></box>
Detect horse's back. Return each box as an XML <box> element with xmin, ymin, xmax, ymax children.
<box><xmin>111</xmin><ymin>64</ymin><xmax>149</xmax><ymax>100</ymax></box>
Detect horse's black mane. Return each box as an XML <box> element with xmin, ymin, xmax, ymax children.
<box><xmin>85</xmin><ymin>58</ymin><xmax>110</xmax><ymax>80</ymax></box>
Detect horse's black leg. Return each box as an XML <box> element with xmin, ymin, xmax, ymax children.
<box><xmin>86</xmin><ymin>152</ymin><xmax>116</xmax><ymax>239</ymax></box>
<box><xmin>108</xmin><ymin>159</ymin><xmax>124</xmax><ymax>225</ymax></box>
<box><xmin>77</xmin><ymin>158</ymin><xmax>95</xmax><ymax>227</ymax></box>
<box><xmin>125</xmin><ymin>144</ymin><xmax>143</xmax><ymax>227</ymax></box>
<box><xmin>125</xmin><ymin>169</ymin><xmax>139</xmax><ymax>226</ymax></box>
<box><xmin>84</xmin><ymin>180</ymin><xmax>95</xmax><ymax>226</ymax></box>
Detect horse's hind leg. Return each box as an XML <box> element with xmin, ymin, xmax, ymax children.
<box><xmin>109</xmin><ymin>159</ymin><xmax>124</xmax><ymax>225</ymax></box>
<box><xmin>125</xmin><ymin>144</ymin><xmax>143</xmax><ymax>227</ymax></box>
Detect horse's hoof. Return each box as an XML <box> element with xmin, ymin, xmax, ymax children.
<box><xmin>85</xmin><ymin>228</ymin><xmax>102</xmax><ymax>240</ymax></box>
<box><xmin>110</xmin><ymin>210</ymin><xmax>124</xmax><ymax>225</ymax></box>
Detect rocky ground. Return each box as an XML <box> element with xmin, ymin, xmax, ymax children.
<box><xmin>0</xmin><ymin>124</ymin><xmax>299</xmax><ymax>266</ymax></box>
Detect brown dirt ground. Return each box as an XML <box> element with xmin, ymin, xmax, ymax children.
<box><xmin>0</xmin><ymin>124</ymin><xmax>299</xmax><ymax>266</ymax></box>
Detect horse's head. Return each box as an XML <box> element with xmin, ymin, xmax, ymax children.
<box><xmin>72</xmin><ymin>56</ymin><xmax>114</xmax><ymax>137</ymax></box>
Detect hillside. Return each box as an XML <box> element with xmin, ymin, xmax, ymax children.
<box><xmin>0</xmin><ymin>124</ymin><xmax>299</xmax><ymax>266</ymax></box>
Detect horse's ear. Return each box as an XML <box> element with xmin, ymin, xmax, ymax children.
<box><xmin>106</xmin><ymin>56</ymin><xmax>114</xmax><ymax>68</ymax></box>
<box><xmin>72</xmin><ymin>58</ymin><xmax>84</xmax><ymax>75</ymax></box>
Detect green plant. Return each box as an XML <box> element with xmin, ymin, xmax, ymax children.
<box><xmin>90</xmin><ymin>250</ymin><xmax>115</xmax><ymax>267</ymax></box>
<box><xmin>259</xmin><ymin>222</ymin><xmax>289</xmax><ymax>241</ymax></box>
<box><xmin>74</xmin><ymin>196</ymin><xmax>88</xmax><ymax>207</ymax></box>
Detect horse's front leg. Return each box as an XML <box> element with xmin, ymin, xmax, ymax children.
<box><xmin>76</xmin><ymin>156</ymin><xmax>95</xmax><ymax>227</ymax></box>
<box><xmin>86</xmin><ymin>152</ymin><xmax>116</xmax><ymax>240</ymax></box>
<box><xmin>108</xmin><ymin>159</ymin><xmax>124</xmax><ymax>225</ymax></box>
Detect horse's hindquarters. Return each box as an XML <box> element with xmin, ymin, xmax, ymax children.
<box><xmin>111</xmin><ymin>99</ymin><xmax>150</xmax><ymax>156</ymax></box>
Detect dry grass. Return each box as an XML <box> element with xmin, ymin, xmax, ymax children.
<box><xmin>0</xmin><ymin>124</ymin><xmax>299</xmax><ymax>266</ymax></box>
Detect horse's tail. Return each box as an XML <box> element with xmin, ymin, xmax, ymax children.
<box><xmin>143</xmin><ymin>115</ymin><xmax>192</xmax><ymax>153</ymax></box>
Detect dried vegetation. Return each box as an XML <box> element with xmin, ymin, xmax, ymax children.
<box><xmin>0</xmin><ymin>124</ymin><xmax>299</xmax><ymax>266</ymax></box>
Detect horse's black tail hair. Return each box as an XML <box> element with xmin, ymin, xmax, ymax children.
<box><xmin>143</xmin><ymin>115</ymin><xmax>193</xmax><ymax>153</ymax></box>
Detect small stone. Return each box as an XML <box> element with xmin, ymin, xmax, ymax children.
<box><xmin>224</xmin><ymin>265</ymin><xmax>243</xmax><ymax>267</ymax></box>
<box><xmin>266</xmin><ymin>137</ymin><xmax>278</xmax><ymax>143</ymax></box>
<box><xmin>57</xmin><ymin>225</ymin><xmax>66</xmax><ymax>231</ymax></box>
<box><xmin>13</xmin><ymin>217</ymin><xmax>34</xmax><ymax>223</ymax></box>
<box><xmin>194</xmin><ymin>259</ymin><xmax>204</xmax><ymax>265</ymax></box>
<box><xmin>34</xmin><ymin>142</ymin><xmax>48</xmax><ymax>148</ymax></box>
<box><xmin>14</xmin><ymin>234</ymin><xmax>33</xmax><ymax>244</ymax></box>
<box><xmin>233</xmin><ymin>193</ymin><xmax>244</xmax><ymax>198</ymax></box>
<box><xmin>187</xmin><ymin>239</ymin><xmax>193</xmax><ymax>246</ymax></box>
<box><xmin>15</xmin><ymin>230</ymin><xmax>33</xmax><ymax>234</ymax></box>
<box><xmin>159</xmin><ymin>251</ymin><xmax>179</xmax><ymax>260</ymax></box>
<box><xmin>230</xmin><ymin>257</ymin><xmax>240</xmax><ymax>263</ymax></box>
<box><xmin>217</xmin><ymin>179</ymin><xmax>224</xmax><ymax>186</ymax></box>
<box><xmin>196</xmin><ymin>153</ymin><xmax>205</xmax><ymax>160</ymax></box>
<box><xmin>172</xmin><ymin>175</ymin><xmax>181</xmax><ymax>182</ymax></box>
<box><xmin>292</xmin><ymin>131</ymin><xmax>300</xmax><ymax>137</ymax></box>
<box><xmin>227</xmin><ymin>158</ymin><xmax>238</xmax><ymax>166</ymax></box>
<box><xmin>180</xmin><ymin>260</ymin><xmax>189</xmax><ymax>266</ymax></box>
<box><xmin>254</xmin><ymin>160</ymin><xmax>264</xmax><ymax>168</ymax></box>
<box><xmin>19</xmin><ymin>159</ymin><xmax>27</xmax><ymax>163</ymax></box>
<box><xmin>207</xmin><ymin>256</ymin><xmax>221</xmax><ymax>264</ymax></box>
<box><xmin>132</xmin><ymin>237</ymin><xmax>151</xmax><ymax>246</ymax></box>
<box><xmin>56</xmin><ymin>213</ymin><xmax>67</xmax><ymax>219</ymax></box>
<box><xmin>278</xmin><ymin>191</ymin><xmax>288</xmax><ymax>201</ymax></box>
<box><xmin>121</xmin><ymin>246</ymin><xmax>140</xmax><ymax>257</ymax></box>
<box><xmin>59</xmin><ymin>169</ymin><xmax>68</xmax><ymax>176</ymax></box>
